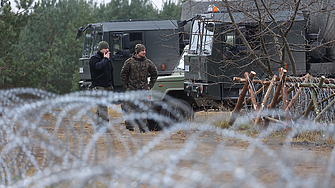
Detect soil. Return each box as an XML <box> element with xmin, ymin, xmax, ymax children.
<box><xmin>36</xmin><ymin>107</ymin><xmax>335</xmax><ymax>186</ymax></box>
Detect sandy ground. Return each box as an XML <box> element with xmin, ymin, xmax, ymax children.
<box><xmin>75</xmin><ymin>108</ymin><xmax>335</xmax><ymax>186</ymax></box>
<box><xmin>26</xmin><ymin>106</ymin><xmax>334</xmax><ymax>187</ymax></box>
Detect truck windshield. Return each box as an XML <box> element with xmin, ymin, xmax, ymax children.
<box><xmin>190</xmin><ymin>20</ymin><xmax>214</xmax><ymax>56</ymax></box>
<box><xmin>174</xmin><ymin>45</ymin><xmax>189</xmax><ymax>73</ymax></box>
<box><xmin>83</xmin><ymin>25</ymin><xmax>102</xmax><ymax>58</ymax></box>
<box><xmin>111</xmin><ymin>33</ymin><xmax>123</xmax><ymax>58</ymax></box>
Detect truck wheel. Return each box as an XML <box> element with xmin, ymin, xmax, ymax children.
<box><xmin>160</xmin><ymin>99</ymin><xmax>193</xmax><ymax>126</ymax></box>
<box><xmin>147</xmin><ymin>119</ymin><xmax>161</xmax><ymax>131</ymax></box>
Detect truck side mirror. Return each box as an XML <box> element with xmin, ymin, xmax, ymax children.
<box><xmin>76</xmin><ymin>24</ymin><xmax>92</xmax><ymax>39</ymax></box>
<box><xmin>76</xmin><ymin>27</ymin><xmax>84</xmax><ymax>39</ymax></box>
<box><xmin>123</xmin><ymin>34</ymin><xmax>130</xmax><ymax>49</ymax></box>
<box><xmin>122</xmin><ymin>33</ymin><xmax>130</xmax><ymax>57</ymax></box>
<box><xmin>123</xmin><ymin>49</ymin><xmax>130</xmax><ymax>57</ymax></box>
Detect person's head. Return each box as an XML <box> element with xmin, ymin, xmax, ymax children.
<box><xmin>98</xmin><ymin>41</ymin><xmax>109</xmax><ymax>54</ymax></box>
<box><xmin>135</xmin><ymin>44</ymin><xmax>146</xmax><ymax>58</ymax></box>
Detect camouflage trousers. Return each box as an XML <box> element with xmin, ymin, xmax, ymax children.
<box><xmin>121</xmin><ymin>100</ymin><xmax>148</xmax><ymax>132</ymax></box>
<box><xmin>94</xmin><ymin>86</ymin><xmax>113</xmax><ymax>121</ymax></box>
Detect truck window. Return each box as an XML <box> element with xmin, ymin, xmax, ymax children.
<box><xmin>225</xmin><ymin>31</ymin><xmax>235</xmax><ymax>51</ymax></box>
<box><xmin>224</xmin><ymin>25</ymin><xmax>259</xmax><ymax>58</ymax></box>
<box><xmin>83</xmin><ymin>26</ymin><xmax>102</xmax><ymax>58</ymax></box>
<box><xmin>111</xmin><ymin>33</ymin><xmax>123</xmax><ymax>57</ymax></box>
<box><xmin>83</xmin><ymin>31</ymin><xmax>92</xmax><ymax>58</ymax></box>
<box><xmin>190</xmin><ymin>20</ymin><xmax>214</xmax><ymax>56</ymax></box>
<box><xmin>245</xmin><ymin>25</ymin><xmax>260</xmax><ymax>50</ymax></box>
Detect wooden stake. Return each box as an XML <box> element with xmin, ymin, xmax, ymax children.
<box><xmin>293</xmin><ymin>93</ymin><xmax>335</xmax><ymax>121</ymax></box>
<box><xmin>304</xmin><ymin>75</ymin><xmax>315</xmax><ymax>119</ymax></box>
<box><xmin>263</xmin><ymin>116</ymin><xmax>284</xmax><ymax>124</ymax></box>
<box><xmin>248</xmin><ymin>82</ymin><xmax>259</xmax><ymax>111</ymax></box>
<box><xmin>314</xmin><ymin>97</ymin><xmax>335</xmax><ymax>123</ymax></box>
<box><xmin>228</xmin><ymin>71</ymin><xmax>256</xmax><ymax>126</ymax></box>
<box><xmin>244</xmin><ymin>85</ymin><xmax>266</xmax><ymax>105</ymax></box>
<box><xmin>254</xmin><ymin>75</ymin><xmax>277</xmax><ymax>127</ymax></box>
<box><xmin>298</xmin><ymin>83</ymin><xmax>335</xmax><ymax>89</ymax></box>
<box><xmin>268</xmin><ymin>69</ymin><xmax>287</xmax><ymax>109</ymax></box>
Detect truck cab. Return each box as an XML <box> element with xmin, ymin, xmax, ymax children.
<box><xmin>77</xmin><ymin>20</ymin><xmax>185</xmax><ymax>91</ymax></box>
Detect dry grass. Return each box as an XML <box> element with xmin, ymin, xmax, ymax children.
<box><xmin>209</xmin><ymin>115</ymin><xmax>335</xmax><ymax>146</ymax></box>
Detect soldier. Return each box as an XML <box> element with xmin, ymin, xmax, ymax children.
<box><xmin>89</xmin><ymin>41</ymin><xmax>114</xmax><ymax>123</ymax></box>
<box><xmin>120</xmin><ymin>44</ymin><xmax>158</xmax><ymax>132</ymax></box>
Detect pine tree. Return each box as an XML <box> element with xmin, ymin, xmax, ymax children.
<box><xmin>0</xmin><ymin>0</ymin><xmax>36</xmax><ymax>88</ymax></box>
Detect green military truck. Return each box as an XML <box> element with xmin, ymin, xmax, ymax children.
<box><xmin>76</xmin><ymin>19</ymin><xmax>193</xmax><ymax>128</ymax></box>
<box><xmin>76</xmin><ymin>19</ymin><xmax>186</xmax><ymax>92</ymax></box>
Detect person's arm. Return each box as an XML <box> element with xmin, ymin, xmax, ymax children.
<box><xmin>90</xmin><ymin>55</ymin><xmax>108</xmax><ymax>70</ymax></box>
<box><xmin>147</xmin><ymin>60</ymin><xmax>158</xmax><ymax>89</ymax></box>
<box><xmin>120</xmin><ymin>60</ymin><xmax>130</xmax><ymax>90</ymax></box>
<box><xmin>110</xmin><ymin>61</ymin><xmax>115</xmax><ymax>88</ymax></box>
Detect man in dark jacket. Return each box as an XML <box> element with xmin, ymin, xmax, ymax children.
<box><xmin>120</xmin><ymin>44</ymin><xmax>158</xmax><ymax>131</ymax></box>
<box><xmin>90</xmin><ymin>41</ymin><xmax>114</xmax><ymax>122</ymax></box>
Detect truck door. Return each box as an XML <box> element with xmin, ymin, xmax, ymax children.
<box><xmin>110</xmin><ymin>32</ymin><xmax>131</xmax><ymax>91</ymax></box>
<box><xmin>110</xmin><ymin>32</ymin><xmax>143</xmax><ymax>91</ymax></box>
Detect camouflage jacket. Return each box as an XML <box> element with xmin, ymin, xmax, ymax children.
<box><xmin>120</xmin><ymin>54</ymin><xmax>158</xmax><ymax>90</ymax></box>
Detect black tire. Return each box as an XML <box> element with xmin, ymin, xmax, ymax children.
<box><xmin>147</xmin><ymin>119</ymin><xmax>161</xmax><ymax>131</ymax></box>
<box><xmin>146</xmin><ymin>106</ymin><xmax>163</xmax><ymax>131</ymax></box>
<box><xmin>147</xmin><ymin>99</ymin><xmax>194</xmax><ymax>131</ymax></box>
<box><xmin>160</xmin><ymin>99</ymin><xmax>193</xmax><ymax>125</ymax></box>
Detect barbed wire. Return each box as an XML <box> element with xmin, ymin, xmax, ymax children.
<box><xmin>0</xmin><ymin>88</ymin><xmax>334</xmax><ymax>187</ymax></box>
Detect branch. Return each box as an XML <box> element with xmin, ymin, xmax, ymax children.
<box><xmin>224</xmin><ymin>0</ymin><xmax>271</xmax><ymax>76</ymax></box>
<box><xmin>259</xmin><ymin>0</ymin><xmax>301</xmax><ymax>76</ymax></box>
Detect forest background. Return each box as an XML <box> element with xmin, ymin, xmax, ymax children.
<box><xmin>0</xmin><ymin>0</ymin><xmax>182</xmax><ymax>94</ymax></box>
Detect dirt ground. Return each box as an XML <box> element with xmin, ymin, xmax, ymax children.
<box><xmin>35</xmin><ymin>107</ymin><xmax>335</xmax><ymax>187</ymax></box>
<box><xmin>88</xmin><ymin>108</ymin><xmax>335</xmax><ymax>186</ymax></box>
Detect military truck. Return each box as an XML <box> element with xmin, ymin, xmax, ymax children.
<box><xmin>76</xmin><ymin>19</ymin><xmax>194</xmax><ymax>128</ymax></box>
<box><xmin>77</xmin><ymin>3</ymin><xmax>335</xmax><ymax>123</ymax></box>
<box><xmin>76</xmin><ymin>19</ymin><xmax>185</xmax><ymax>91</ymax></box>
<box><xmin>160</xmin><ymin>3</ymin><xmax>335</xmax><ymax>111</ymax></box>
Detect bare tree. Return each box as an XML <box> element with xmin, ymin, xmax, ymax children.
<box><xmin>181</xmin><ymin>0</ymin><xmax>335</xmax><ymax>103</ymax></box>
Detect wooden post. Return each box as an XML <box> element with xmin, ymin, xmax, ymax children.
<box><xmin>312</xmin><ymin>76</ymin><xmax>325</xmax><ymax>116</ymax></box>
<box><xmin>304</xmin><ymin>75</ymin><xmax>315</xmax><ymax>119</ymax></box>
<box><xmin>254</xmin><ymin>75</ymin><xmax>277</xmax><ymax>127</ymax></box>
<box><xmin>318</xmin><ymin>76</ymin><xmax>326</xmax><ymax>88</ymax></box>
<box><xmin>263</xmin><ymin>69</ymin><xmax>286</xmax><ymax>128</ymax></box>
<box><xmin>298</xmin><ymin>83</ymin><xmax>335</xmax><ymax>89</ymax></box>
<box><xmin>244</xmin><ymin>85</ymin><xmax>267</xmax><ymax>105</ymax></box>
<box><xmin>310</xmin><ymin>87</ymin><xmax>320</xmax><ymax>115</ymax></box>
<box><xmin>268</xmin><ymin>69</ymin><xmax>287</xmax><ymax>109</ymax></box>
<box><xmin>276</xmin><ymin>82</ymin><xmax>298</xmax><ymax>103</ymax></box>
<box><xmin>228</xmin><ymin>71</ymin><xmax>256</xmax><ymax>126</ymax></box>
<box><xmin>284</xmin><ymin>74</ymin><xmax>309</xmax><ymax>118</ymax></box>
<box><xmin>248</xmin><ymin>82</ymin><xmax>259</xmax><ymax>111</ymax></box>
<box><xmin>263</xmin><ymin>116</ymin><xmax>285</xmax><ymax>124</ymax></box>
<box><xmin>313</xmin><ymin>76</ymin><xmax>335</xmax><ymax>84</ymax></box>
<box><xmin>233</xmin><ymin>77</ymin><xmax>271</xmax><ymax>85</ymax></box>
<box><xmin>283</xmin><ymin>82</ymin><xmax>288</xmax><ymax>110</ymax></box>
<box><xmin>314</xmin><ymin>98</ymin><xmax>335</xmax><ymax>123</ymax></box>
<box><xmin>312</xmin><ymin>76</ymin><xmax>325</xmax><ymax>119</ymax></box>
<box><xmin>293</xmin><ymin>92</ymin><xmax>335</xmax><ymax>121</ymax></box>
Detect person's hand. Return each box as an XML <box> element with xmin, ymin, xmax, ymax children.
<box><xmin>104</xmin><ymin>50</ymin><xmax>110</xmax><ymax>59</ymax></box>
<box><xmin>147</xmin><ymin>86</ymin><xmax>150</xmax><ymax>90</ymax></box>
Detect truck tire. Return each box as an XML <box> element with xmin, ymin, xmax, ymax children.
<box><xmin>147</xmin><ymin>99</ymin><xmax>193</xmax><ymax>131</ymax></box>
<box><xmin>160</xmin><ymin>99</ymin><xmax>193</xmax><ymax>125</ymax></box>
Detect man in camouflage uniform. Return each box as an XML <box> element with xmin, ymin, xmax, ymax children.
<box><xmin>120</xmin><ymin>44</ymin><xmax>158</xmax><ymax>132</ymax></box>
<box><xmin>89</xmin><ymin>41</ymin><xmax>114</xmax><ymax>124</ymax></box>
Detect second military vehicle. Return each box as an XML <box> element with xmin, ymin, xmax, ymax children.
<box><xmin>163</xmin><ymin>2</ymin><xmax>335</xmax><ymax>111</ymax></box>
